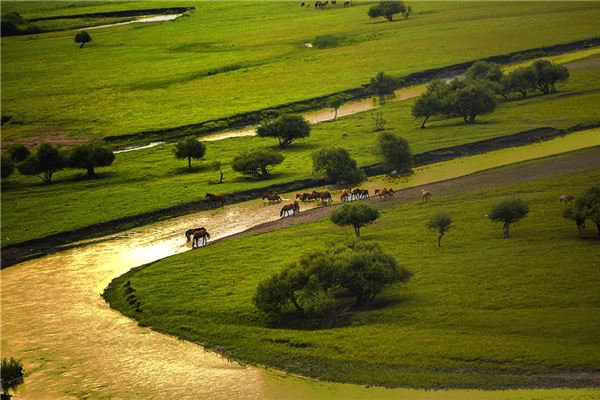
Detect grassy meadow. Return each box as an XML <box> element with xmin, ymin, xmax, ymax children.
<box><xmin>2</xmin><ymin>53</ymin><xmax>599</xmax><ymax>246</ymax></box>
<box><xmin>2</xmin><ymin>1</ymin><xmax>600</xmax><ymax>141</ymax></box>
<box><xmin>104</xmin><ymin>168</ymin><xmax>600</xmax><ymax>388</ymax></box>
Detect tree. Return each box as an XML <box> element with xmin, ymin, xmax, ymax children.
<box><xmin>173</xmin><ymin>137</ymin><xmax>206</xmax><ymax>171</ymax></box>
<box><xmin>1</xmin><ymin>12</ymin><xmax>25</xmax><ymax>36</ymax></box>
<box><xmin>327</xmin><ymin>95</ymin><xmax>349</xmax><ymax>120</ymax></box>
<box><xmin>532</xmin><ymin>60</ymin><xmax>569</xmax><ymax>94</ymax></box>
<box><xmin>367</xmin><ymin>1</ymin><xmax>407</xmax><ymax>22</ymax></box>
<box><xmin>256</xmin><ymin>114</ymin><xmax>310</xmax><ymax>148</ymax></box>
<box><xmin>402</xmin><ymin>5</ymin><xmax>413</xmax><ymax>19</ymax></box>
<box><xmin>372</xmin><ymin>112</ymin><xmax>386</xmax><ymax>131</ymax></box>
<box><xmin>411</xmin><ymin>80</ymin><xmax>449</xmax><ymax>128</ymax></box>
<box><xmin>575</xmin><ymin>185</ymin><xmax>600</xmax><ymax>237</ymax></box>
<box><xmin>68</xmin><ymin>143</ymin><xmax>115</xmax><ymax>177</ymax></box>
<box><xmin>448</xmin><ymin>82</ymin><xmax>497</xmax><ymax>123</ymax></box>
<box><xmin>502</xmin><ymin>67</ymin><xmax>538</xmax><ymax>99</ymax></box>
<box><xmin>74</xmin><ymin>30</ymin><xmax>92</xmax><ymax>48</ymax></box>
<box><xmin>1</xmin><ymin>357</ymin><xmax>24</xmax><ymax>399</ymax></box>
<box><xmin>331</xmin><ymin>203</ymin><xmax>380</xmax><ymax>237</ymax></box>
<box><xmin>562</xmin><ymin>205</ymin><xmax>587</xmax><ymax>234</ymax></box>
<box><xmin>312</xmin><ymin>147</ymin><xmax>364</xmax><ymax>184</ymax></box>
<box><xmin>7</xmin><ymin>144</ymin><xmax>29</xmax><ymax>162</ymax></box>
<box><xmin>427</xmin><ymin>212</ymin><xmax>452</xmax><ymax>248</ymax></box>
<box><xmin>366</xmin><ymin>72</ymin><xmax>400</xmax><ymax>103</ymax></box>
<box><xmin>489</xmin><ymin>198</ymin><xmax>529</xmax><ymax>238</ymax></box>
<box><xmin>210</xmin><ymin>160</ymin><xmax>224</xmax><ymax>184</ymax></box>
<box><xmin>465</xmin><ymin>61</ymin><xmax>503</xmax><ymax>83</ymax></box>
<box><xmin>1</xmin><ymin>155</ymin><xmax>15</xmax><ymax>179</ymax></box>
<box><xmin>17</xmin><ymin>143</ymin><xmax>65</xmax><ymax>184</ymax></box>
<box><xmin>231</xmin><ymin>149</ymin><xmax>284</xmax><ymax>178</ymax></box>
<box><xmin>377</xmin><ymin>132</ymin><xmax>412</xmax><ymax>171</ymax></box>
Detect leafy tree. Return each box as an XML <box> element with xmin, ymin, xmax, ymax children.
<box><xmin>575</xmin><ymin>185</ymin><xmax>600</xmax><ymax>237</ymax></box>
<box><xmin>74</xmin><ymin>30</ymin><xmax>92</xmax><ymax>48</ymax></box>
<box><xmin>7</xmin><ymin>144</ymin><xmax>30</xmax><ymax>162</ymax></box>
<box><xmin>367</xmin><ymin>1</ymin><xmax>407</xmax><ymax>22</ymax></box>
<box><xmin>465</xmin><ymin>61</ymin><xmax>503</xmax><ymax>83</ymax></box>
<box><xmin>489</xmin><ymin>198</ymin><xmax>529</xmax><ymax>238</ymax></box>
<box><xmin>231</xmin><ymin>149</ymin><xmax>284</xmax><ymax>178</ymax></box>
<box><xmin>1</xmin><ymin>357</ymin><xmax>24</xmax><ymax>399</ymax></box>
<box><xmin>254</xmin><ymin>263</ymin><xmax>308</xmax><ymax>315</ymax></box>
<box><xmin>502</xmin><ymin>67</ymin><xmax>538</xmax><ymax>99</ymax></box>
<box><xmin>17</xmin><ymin>143</ymin><xmax>66</xmax><ymax>184</ymax></box>
<box><xmin>68</xmin><ymin>143</ymin><xmax>115</xmax><ymax>177</ymax></box>
<box><xmin>377</xmin><ymin>132</ymin><xmax>412</xmax><ymax>171</ymax></box>
<box><xmin>448</xmin><ymin>81</ymin><xmax>497</xmax><ymax>123</ymax></box>
<box><xmin>256</xmin><ymin>114</ymin><xmax>310</xmax><ymax>148</ymax></box>
<box><xmin>312</xmin><ymin>147</ymin><xmax>364</xmax><ymax>184</ymax></box>
<box><xmin>210</xmin><ymin>160</ymin><xmax>224</xmax><ymax>184</ymax></box>
<box><xmin>331</xmin><ymin>203</ymin><xmax>380</xmax><ymax>237</ymax></box>
<box><xmin>173</xmin><ymin>137</ymin><xmax>206</xmax><ymax>171</ymax></box>
<box><xmin>412</xmin><ymin>80</ymin><xmax>449</xmax><ymax>128</ymax></box>
<box><xmin>427</xmin><ymin>212</ymin><xmax>452</xmax><ymax>247</ymax></box>
<box><xmin>1</xmin><ymin>155</ymin><xmax>15</xmax><ymax>179</ymax></box>
<box><xmin>532</xmin><ymin>60</ymin><xmax>569</xmax><ymax>94</ymax></box>
<box><xmin>327</xmin><ymin>94</ymin><xmax>349</xmax><ymax>120</ymax></box>
<box><xmin>367</xmin><ymin>72</ymin><xmax>400</xmax><ymax>103</ymax></box>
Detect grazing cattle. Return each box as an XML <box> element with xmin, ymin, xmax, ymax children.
<box><xmin>280</xmin><ymin>201</ymin><xmax>300</xmax><ymax>217</ymax></box>
<box><xmin>263</xmin><ymin>193</ymin><xmax>282</xmax><ymax>203</ymax></box>
<box><xmin>559</xmin><ymin>194</ymin><xmax>575</xmax><ymax>204</ymax></box>
<box><xmin>421</xmin><ymin>189</ymin><xmax>432</xmax><ymax>202</ymax></box>
<box><xmin>185</xmin><ymin>227</ymin><xmax>205</xmax><ymax>242</ymax></box>
<box><xmin>206</xmin><ymin>193</ymin><xmax>226</xmax><ymax>208</ymax></box>
<box><xmin>192</xmin><ymin>229</ymin><xmax>210</xmax><ymax>248</ymax></box>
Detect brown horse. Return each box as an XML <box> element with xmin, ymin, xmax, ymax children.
<box><xmin>192</xmin><ymin>229</ymin><xmax>210</xmax><ymax>248</ymax></box>
<box><xmin>559</xmin><ymin>194</ymin><xmax>575</xmax><ymax>204</ymax></box>
<box><xmin>312</xmin><ymin>190</ymin><xmax>332</xmax><ymax>204</ymax></box>
<box><xmin>185</xmin><ymin>227</ymin><xmax>205</xmax><ymax>241</ymax></box>
<box><xmin>421</xmin><ymin>189</ymin><xmax>432</xmax><ymax>201</ymax></box>
<box><xmin>340</xmin><ymin>188</ymin><xmax>351</xmax><ymax>202</ymax></box>
<box><xmin>296</xmin><ymin>193</ymin><xmax>312</xmax><ymax>202</ymax></box>
<box><xmin>375</xmin><ymin>188</ymin><xmax>394</xmax><ymax>200</ymax></box>
<box><xmin>206</xmin><ymin>193</ymin><xmax>226</xmax><ymax>208</ymax></box>
<box><xmin>263</xmin><ymin>193</ymin><xmax>282</xmax><ymax>203</ymax></box>
<box><xmin>280</xmin><ymin>201</ymin><xmax>300</xmax><ymax>217</ymax></box>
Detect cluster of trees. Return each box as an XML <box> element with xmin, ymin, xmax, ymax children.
<box><xmin>413</xmin><ymin>60</ymin><xmax>570</xmax><ymax>128</ymax></box>
<box><xmin>563</xmin><ymin>185</ymin><xmax>600</xmax><ymax>237</ymax></box>
<box><xmin>1</xmin><ymin>12</ymin><xmax>41</xmax><ymax>36</ymax></box>
<box><xmin>367</xmin><ymin>1</ymin><xmax>412</xmax><ymax>22</ymax></box>
<box><xmin>254</xmin><ymin>240</ymin><xmax>412</xmax><ymax>319</ymax></box>
<box><xmin>1</xmin><ymin>143</ymin><xmax>115</xmax><ymax>183</ymax></box>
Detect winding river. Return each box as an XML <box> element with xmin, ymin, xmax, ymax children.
<box><xmin>2</xmin><ymin>130</ymin><xmax>600</xmax><ymax>399</ymax></box>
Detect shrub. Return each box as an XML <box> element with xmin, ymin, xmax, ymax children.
<box><xmin>489</xmin><ymin>198</ymin><xmax>529</xmax><ymax>238</ymax></box>
<box><xmin>313</xmin><ymin>34</ymin><xmax>344</xmax><ymax>49</ymax></box>
<box><xmin>312</xmin><ymin>147</ymin><xmax>364</xmax><ymax>184</ymax></box>
<box><xmin>331</xmin><ymin>203</ymin><xmax>380</xmax><ymax>237</ymax></box>
<box><xmin>377</xmin><ymin>132</ymin><xmax>412</xmax><ymax>172</ymax></box>
<box><xmin>231</xmin><ymin>149</ymin><xmax>284</xmax><ymax>178</ymax></box>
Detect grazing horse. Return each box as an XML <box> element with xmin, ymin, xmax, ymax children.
<box><xmin>340</xmin><ymin>188</ymin><xmax>351</xmax><ymax>202</ymax></box>
<box><xmin>296</xmin><ymin>192</ymin><xmax>312</xmax><ymax>202</ymax></box>
<box><xmin>192</xmin><ymin>229</ymin><xmax>210</xmax><ymax>248</ymax></box>
<box><xmin>421</xmin><ymin>189</ymin><xmax>432</xmax><ymax>202</ymax></box>
<box><xmin>559</xmin><ymin>194</ymin><xmax>575</xmax><ymax>204</ymax></box>
<box><xmin>375</xmin><ymin>188</ymin><xmax>394</xmax><ymax>200</ymax></box>
<box><xmin>263</xmin><ymin>193</ymin><xmax>282</xmax><ymax>203</ymax></box>
<box><xmin>206</xmin><ymin>193</ymin><xmax>226</xmax><ymax>208</ymax></box>
<box><xmin>185</xmin><ymin>227</ymin><xmax>205</xmax><ymax>242</ymax></box>
<box><xmin>312</xmin><ymin>190</ymin><xmax>332</xmax><ymax>204</ymax></box>
<box><xmin>280</xmin><ymin>201</ymin><xmax>300</xmax><ymax>217</ymax></box>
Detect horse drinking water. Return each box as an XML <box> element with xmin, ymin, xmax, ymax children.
<box><xmin>192</xmin><ymin>229</ymin><xmax>211</xmax><ymax>248</ymax></box>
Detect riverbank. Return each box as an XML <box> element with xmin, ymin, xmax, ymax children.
<box><xmin>103</xmin><ymin>153</ymin><xmax>600</xmax><ymax>389</ymax></box>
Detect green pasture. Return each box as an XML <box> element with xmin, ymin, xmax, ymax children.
<box><xmin>104</xmin><ymin>169</ymin><xmax>600</xmax><ymax>388</ymax></box>
<box><xmin>2</xmin><ymin>1</ymin><xmax>600</xmax><ymax>141</ymax></box>
<box><xmin>2</xmin><ymin>58</ymin><xmax>600</xmax><ymax>246</ymax></box>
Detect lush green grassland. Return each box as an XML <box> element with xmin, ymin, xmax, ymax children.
<box><xmin>104</xmin><ymin>169</ymin><xmax>600</xmax><ymax>388</ymax></box>
<box><xmin>2</xmin><ymin>59</ymin><xmax>599</xmax><ymax>246</ymax></box>
<box><xmin>2</xmin><ymin>1</ymin><xmax>600</xmax><ymax>141</ymax></box>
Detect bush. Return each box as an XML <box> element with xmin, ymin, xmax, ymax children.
<box><xmin>377</xmin><ymin>132</ymin><xmax>412</xmax><ymax>172</ymax></box>
<box><xmin>313</xmin><ymin>34</ymin><xmax>344</xmax><ymax>49</ymax></box>
<box><xmin>7</xmin><ymin>144</ymin><xmax>30</xmax><ymax>162</ymax></box>
<box><xmin>331</xmin><ymin>203</ymin><xmax>380</xmax><ymax>237</ymax></box>
<box><xmin>68</xmin><ymin>143</ymin><xmax>115</xmax><ymax>177</ymax></box>
<box><xmin>489</xmin><ymin>198</ymin><xmax>529</xmax><ymax>238</ymax></box>
<box><xmin>17</xmin><ymin>143</ymin><xmax>66</xmax><ymax>184</ymax></box>
<box><xmin>231</xmin><ymin>149</ymin><xmax>284</xmax><ymax>178</ymax></box>
<box><xmin>312</xmin><ymin>147</ymin><xmax>364</xmax><ymax>184</ymax></box>
<box><xmin>173</xmin><ymin>137</ymin><xmax>206</xmax><ymax>171</ymax></box>
<box><xmin>1</xmin><ymin>155</ymin><xmax>15</xmax><ymax>179</ymax></box>
<box><xmin>256</xmin><ymin>114</ymin><xmax>310</xmax><ymax>148</ymax></box>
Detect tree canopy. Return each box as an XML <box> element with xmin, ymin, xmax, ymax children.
<box><xmin>7</xmin><ymin>144</ymin><xmax>30</xmax><ymax>162</ymax></box>
<box><xmin>489</xmin><ymin>198</ymin><xmax>529</xmax><ymax>238</ymax></box>
<box><xmin>367</xmin><ymin>1</ymin><xmax>407</xmax><ymax>21</ymax></box>
<box><xmin>68</xmin><ymin>143</ymin><xmax>115</xmax><ymax>177</ymax></box>
<box><xmin>331</xmin><ymin>203</ymin><xmax>380</xmax><ymax>237</ymax></box>
<box><xmin>377</xmin><ymin>132</ymin><xmax>412</xmax><ymax>172</ymax></box>
<box><xmin>74</xmin><ymin>30</ymin><xmax>92</xmax><ymax>48</ymax></box>
<box><xmin>1</xmin><ymin>155</ymin><xmax>15</xmax><ymax>179</ymax></box>
<box><xmin>256</xmin><ymin>114</ymin><xmax>310</xmax><ymax>148</ymax></box>
<box><xmin>532</xmin><ymin>59</ymin><xmax>569</xmax><ymax>94</ymax></box>
<box><xmin>427</xmin><ymin>212</ymin><xmax>452</xmax><ymax>248</ymax></box>
<box><xmin>231</xmin><ymin>149</ymin><xmax>284</xmax><ymax>178</ymax></box>
<box><xmin>366</xmin><ymin>72</ymin><xmax>400</xmax><ymax>102</ymax></box>
<box><xmin>17</xmin><ymin>143</ymin><xmax>66</xmax><ymax>184</ymax></box>
<box><xmin>312</xmin><ymin>147</ymin><xmax>364</xmax><ymax>184</ymax></box>
<box><xmin>173</xmin><ymin>137</ymin><xmax>206</xmax><ymax>171</ymax></box>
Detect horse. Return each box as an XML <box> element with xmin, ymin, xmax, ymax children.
<box><xmin>192</xmin><ymin>229</ymin><xmax>210</xmax><ymax>248</ymax></box>
<box><xmin>375</xmin><ymin>188</ymin><xmax>393</xmax><ymax>200</ymax></box>
<box><xmin>312</xmin><ymin>190</ymin><xmax>332</xmax><ymax>204</ymax></box>
<box><xmin>206</xmin><ymin>193</ymin><xmax>226</xmax><ymax>208</ymax></box>
<box><xmin>340</xmin><ymin>188</ymin><xmax>351</xmax><ymax>202</ymax></box>
<box><xmin>296</xmin><ymin>193</ymin><xmax>312</xmax><ymax>202</ymax></box>
<box><xmin>559</xmin><ymin>194</ymin><xmax>575</xmax><ymax>204</ymax></box>
<box><xmin>280</xmin><ymin>201</ymin><xmax>300</xmax><ymax>217</ymax></box>
<box><xmin>185</xmin><ymin>227</ymin><xmax>205</xmax><ymax>242</ymax></box>
<box><xmin>421</xmin><ymin>189</ymin><xmax>432</xmax><ymax>202</ymax></box>
<box><xmin>263</xmin><ymin>193</ymin><xmax>282</xmax><ymax>203</ymax></box>
<box><xmin>359</xmin><ymin>189</ymin><xmax>369</xmax><ymax>200</ymax></box>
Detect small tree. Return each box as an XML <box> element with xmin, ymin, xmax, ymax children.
<box><xmin>327</xmin><ymin>95</ymin><xmax>349</xmax><ymax>120</ymax></box>
<box><xmin>378</xmin><ymin>132</ymin><xmax>412</xmax><ymax>172</ymax></box>
<box><xmin>411</xmin><ymin>80</ymin><xmax>448</xmax><ymax>128</ymax></box>
<box><xmin>210</xmin><ymin>160</ymin><xmax>224</xmax><ymax>184</ymax></box>
<box><xmin>575</xmin><ymin>185</ymin><xmax>600</xmax><ymax>237</ymax></box>
<box><xmin>489</xmin><ymin>198</ymin><xmax>529</xmax><ymax>238</ymax></box>
<box><xmin>256</xmin><ymin>114</ymin><xmax>311</xmax><ymax>148</ymax></box>
<box><xmin>532</xmin><ymin>60</ymin><xmax>569</xmax><ymax>94</ymax></box>
<box><xmin>402</xmin><ymin>5</ymin><xmax>413</xmax><ymax>19</ymax></box>
<box><xmin>331</xmin><ymin>203</ymin><xmax>380</xmax><ymax>237</ymax></box>
<box><xmin>1</xmin><ymin>155</ymin><xmax>15</xmax><ymax>179</ymax></box>
<box><xmin>448</xmin><ymin>82</ymin><xmax>497</xmax><ymax>123</ymax></box>
<box><xmin>427</xmin><ymin>212</ymin><xmax>452</xmax><ymax>248</ymax></box>
<box><xmin>7</xmin><ymin>144</ymin><xmax>30</xmax><ymax>162</ymax></box>
<box><xmin>17</xmin><ymin>143</ymin><xmax>66</xmax><ymax>184</ymax></box>
<box><xmin>231</xmin><ymin>149</ymin><xmax>284</xmax><ymax>178</ymax></box>
<box><xmin>368</xmin><ymin>1</ymin><xmax>406</xmax><ymax>22</ymax></box>
<box><xmin>312</xmin><ymin>147</ymin><xmax>364</xmax><ymax>184</ymax></box>
<box><xmin>173</xmin><ymin>137</ymin><xmax>206</xmax><ymax>171</ymax></box>
<box><xmin>74</xmin><ymin>30</ymin><xmax>92</xmax><ymax>48</ymax></box>
<box><xmin>367</xmin><ymin>72</ymin><xmax>399</xmax><ymax>103</ymax></box>
<box><xmin>372</xmin><ymin>112</ymin><xmax>386</xmax><ymax>131</ymax></box>
<box><xmin>1</xmin><ymin>357</ymin><xmax>24</xmax><ymax>399</ymax></box>
<box><xmin>68</xmin><ymin>143</ymin><xmax>115</xmax><ymax>177</ymax></box>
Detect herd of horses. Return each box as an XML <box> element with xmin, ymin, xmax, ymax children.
<box><xmin>300</xmin><ymin>0</ymin><xmax>352</xmax><ymax>9</ymax></box>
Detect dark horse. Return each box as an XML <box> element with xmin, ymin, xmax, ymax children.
<box><xmin>263</xmin><ymin>193</ymin><xmax>282</xmax><ymax>203</ymax></box>
<box><xmin>192</xmin><ymin>229</ymin><xmax>211</xmax><ymax>248</ymax></box>
<box><xmin>185</xmin><ymin>227</ymin><xmax>205</xmax><ymax>242</ymax></box>
<box><xmin>311</xmin><ymin>190</ymin><xmax>332</xmax><ymax>204</ymax></box>
<box><xmin>206</xmin><ymin>193</ymin><xmax>226</xmax><ymax>208</ymax></box>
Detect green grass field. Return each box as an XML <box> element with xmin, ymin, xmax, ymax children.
<box><xmin>104</xmin><ymin>168</ymin><xmax>600</xmax><ymax>388</ymax></box>
<box><xmin>2</xmin><ymin>1</ymin><xmax>600</xmax><ymax>141</ymax></box>
<box><xmin>2</xmin><ymin>55</ymin><xmax>599</xmax><ymax>246</ymax></box>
